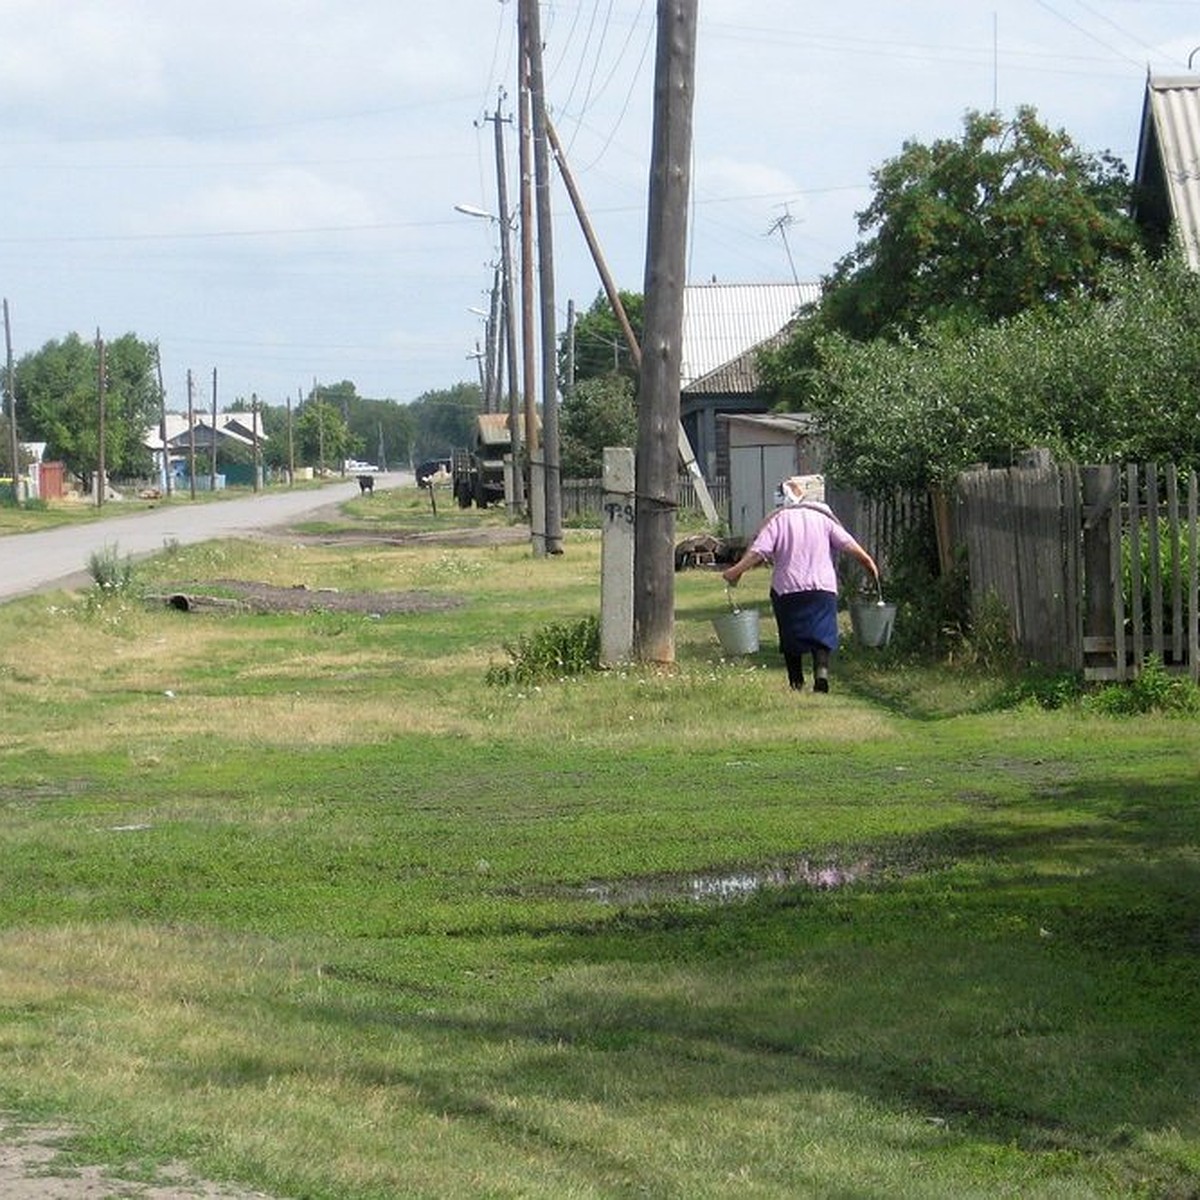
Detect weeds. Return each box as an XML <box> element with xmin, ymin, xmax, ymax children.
<box><xmin>1084</xmin><ymin>654</ymin><xmax>1200</xmax><ymax>715</ymax></box>
<box><xmin>995</xmin><ymin>667</ymin><xmax>1085</xmax><ymax>711</ymax></box>
<box><xmin>485</xmin><ymin>614</ymin><xmax>601</xmax><ymax>686</ymax></box>
<box><xmin>87</xmin><ymin>543</ymin><xmax>136</xmax><ymax>594</ymax></box>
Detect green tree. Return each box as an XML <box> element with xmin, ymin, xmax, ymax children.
<box><xmin>562</xmin><ymin>290</ymin><xmax>643</xmax><ymax>389</ymax></box>
<box><xmin>822</xmin><ymin>107</ymin><xmax>1139</xmax><ymax>339</ymax></box>
<box><xmin>406</xmin><ymin>383</ymin><xmax>482</xmax><ymax>461</ymax></box>
<box><xmin>294</xmin><ymin>400</ymin><xmax>352</xmax><ymax>471</ymax></box>
<box><xmin>761</xmin><ymin>108</ymin><xmax>1142</xmax><ymax>414</ymax></box>
<box><xmin>15</xmin><ymin>332</ymin><xmax>159</xmax><ymax>487</ymax></box>
<box><xmin>560</xmin><ymin>374</ymin><xmax>637</xmax><ymax>477</ymax></box>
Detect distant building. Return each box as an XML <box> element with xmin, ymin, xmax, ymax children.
<box><xmin>144</xmin><ymin>411</ymin><xmax>267</xmax><ymax>488</ymax></box>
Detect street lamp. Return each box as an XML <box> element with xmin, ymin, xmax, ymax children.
<box><xmin>454</xmin><ymin>203</ymin><xmax>496</xmax><ymax>222</ymax></box>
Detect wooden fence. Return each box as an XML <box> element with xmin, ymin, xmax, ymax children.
<box><xmin>956</xmin><ymin>463</ymin><xmax>1200</xmax><ymax>680</ymax></box>
<box><xmin>561</xmin><ymin>475</ymin><xmax>729</xmax><ymax>521</ymax></box>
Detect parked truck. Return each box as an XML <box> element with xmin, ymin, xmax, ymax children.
<box><xmin>451</xmin><ymin>413</ymin><xmax>525</xmax><ymax>509</ymax></box>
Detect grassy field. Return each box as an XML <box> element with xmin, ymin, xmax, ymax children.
<box><xmin>0</xmin><ymin>485</ymin><xmax>1196</xmax><ymax>1198</ymax></box>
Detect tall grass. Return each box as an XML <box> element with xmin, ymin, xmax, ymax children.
<box><xmin>0</xmin><ymin>490</ymin><xmax>1197</xmax><ymax>1198</ymax></box>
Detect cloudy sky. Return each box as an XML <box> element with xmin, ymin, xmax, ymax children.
<box><xmin>1</xmin><ymin>1</ymin><xmax>1195</xmax><ymax>409</ymax></box>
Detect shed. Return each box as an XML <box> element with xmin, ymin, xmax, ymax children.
<box><xmin>721</xmin><ymin>412</ymin><xmax>827</xmax><ymax>541</ymax></box>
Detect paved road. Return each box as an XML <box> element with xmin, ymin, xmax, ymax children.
<box><xmin>0</xmin><ymin>472</ymin><xmax>407</xmax><ymax>603</ymax></box>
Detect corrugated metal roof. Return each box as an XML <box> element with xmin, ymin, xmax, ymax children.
<box><xmin>1138</xmin><ymin>75</ymin><xmax>1200</xmax><ymax>269</ymax></box>
<box><xmin>145</xmin><ymin>411</ymin><xmax>266</xmax><ymax>451</ymax></box>
<box><xmin>683</xmin><ymin>325</ymin><xmax>795</xmax><ymax>396</ymax></box>
<box><xmin>680</xmin><ymin>282</ymin><xmax>818</xmax><ymax>387</ymax></box>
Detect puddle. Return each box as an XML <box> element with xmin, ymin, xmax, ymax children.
<box><xmin>579</xmin><ymin>857</ymin><xmax>872</xmax><ymax>907</ymax></box>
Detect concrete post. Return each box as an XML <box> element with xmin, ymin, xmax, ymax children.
<box><xmin>601</xmin><ymin>446</ymin><xmax>635</xmax><ymax>666</ymax></box>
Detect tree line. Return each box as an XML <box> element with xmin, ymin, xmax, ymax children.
<box><xmin>1</xmin><ymin>336</ymin><xmax>484</xmax><ymax>490</ymax></box>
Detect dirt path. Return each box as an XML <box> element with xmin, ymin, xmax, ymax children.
<box><xmin>0</xmin><ymin>1118</ymin><xmax>279</xmax><ymax>1199</ymax></box>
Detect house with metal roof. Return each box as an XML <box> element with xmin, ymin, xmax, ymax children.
<box><xmin>678</xmin><ymin>281</ymin><xmax>818</xmax><ymax>483</ymax></box>
<box><xmin>144</xmin><ymin>410</ymin><xmax>268</xmax><ymax>490</ymax></box>
<box><xmin>1133</xmin><ymin>73</ymin><xmax>1200</xmax><ymax>266</ymax></box>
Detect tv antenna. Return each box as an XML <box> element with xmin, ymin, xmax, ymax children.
<box><xmin>765</xmin><ymin>205</ymin><xmax>801</xmax><ymax>287</ymax></box>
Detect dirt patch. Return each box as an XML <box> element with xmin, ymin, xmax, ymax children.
<box><xmin>153</xmin><ymin>579</ymin><xmax>464</xmax><ymax>616</ymax></box>
<box><xmin>262</xmin><ymin>501</ymin><xmax>531</xmax><ymax>551</ymax></box>
<box><xmin>0</xmin><ymin>1117</ymin><xmax>278</xmax><ymax>1199</ymax></box>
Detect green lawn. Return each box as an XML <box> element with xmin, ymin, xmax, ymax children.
<box><xmin>0</xmin><ymin>488</ymin><xmax>1196</xmax><ymax>1198</ymax></box>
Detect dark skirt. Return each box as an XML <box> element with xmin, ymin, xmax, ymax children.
<box><xmin>770</xmin><ymin>588</ymin><xmax>839</xmax><ymax>654</ymax></box>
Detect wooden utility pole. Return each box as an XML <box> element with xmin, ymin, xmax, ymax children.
<box><xmin>155</xmin><ymin>345</ymin><xmax>172</xmax><ymax>496</ymax></box>
<box><xmin>186</xmin><ymin>369</ymin><xmax>197</xmax><ymax>500</ymax></box>
<box><xmin>488</xmin><ymin>97</ymin><xmax>524</xmax><ymax>513</ymax></box>
<box><xmin>96</xmin><ymin>330</ymin><xmax>106</xmax><ymax>508</ymax></box>
<box><xmin>634</xmin><ymin>0</ymin><xmax>697</xmax><ymax>663</ymax></box>
<box><xmin>4</xmin><ymin>300</ymin><xmax>18</xmax><ymax>504</ymax></box>
<box><xmin>210</xmin><ymin>368</ymin><xmax>218</xmax><ymax>493</ymax></box>
<box><xmin>517</xmin><ymin>0</ymin><xmax>543</xmax><ymax>549</ymax></box>
<box><xmin>523</xmin><ymin>0</ymin><xmax>563</xmax><ymax>554</ymax></box>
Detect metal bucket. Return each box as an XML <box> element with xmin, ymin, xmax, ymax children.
<box><xmin>850</xmin><ymin>599</ymin><xmax>897</xmax><ymax>648</ymax></box>
<box><xmin>713</xmin><ymin>606</ymin><xmax>760</xmax><ymax>655</ymax></box>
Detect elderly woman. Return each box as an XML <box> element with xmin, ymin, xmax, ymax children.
<box><xmin>722</xmin><ymin>478</ymin><xmax>879</xmax><ymax>693</ymax></box>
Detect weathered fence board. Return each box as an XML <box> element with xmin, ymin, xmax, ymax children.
<box><xmin>956</xmin><ymin>465</ymin><xmax>1080</xmax><ymax>668</ymax></box>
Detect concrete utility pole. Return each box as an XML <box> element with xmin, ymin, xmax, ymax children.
<box><xmin>251</xmin><ymin>393</ymin><xmax>261</xmax><ymax>492</ymax></box>
<box><xmin>155</xmin><ymin>345</ymin><xmax>172</xmax><ymax>496</ymax></box>
<box><xmin>186</xmin><ymin>369</ymin><xmax>197</xmax><ymax>500</ymax></box>
<box><xmin>634</xmin><ymin>0</ymin><xmax>697</xmax><ymax>663</ymax></box>
<box><xmin>288</xmin><ymin>389</ymin><xmax>297</xmax><ymax>486</ymax></box>
<box><xmin>210</xmin><ymin>368</ymin><xmax>218</xmax><ymax>493</ymax></box>
<box><xmin>485</xmin><ymin>265</ymin><xmax>501</xmax><ymax>413</ymax></box>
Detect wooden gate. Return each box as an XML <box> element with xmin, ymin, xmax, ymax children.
<box><xmin>957</xmin><ymin>464</ymin><xmax>1082</xmax><ymax>669</ymax></box>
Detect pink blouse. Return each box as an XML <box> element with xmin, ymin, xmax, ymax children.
<box><xmin>748</xmin><ymin>505</ymin><xmax>857</xmax><ymax>595</ymax></box>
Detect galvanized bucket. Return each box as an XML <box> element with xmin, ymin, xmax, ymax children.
<box><xmin>713</xmin><ymin>591</ymin><xmax>760</xmax><ymax>655</ymax></box>
<box><xmin>850</xmin><ymin>598</ymin><xmax>897</xmax><ymax>648</ymax></box>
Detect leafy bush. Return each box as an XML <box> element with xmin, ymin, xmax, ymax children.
<box><xmin>486</xmin><ymin>615</ymin><xmax>601</xmax><ymax>686</ymax></box>
<box><xmin>1084</xmin><ymin>655</ymin><xmax>1200</xmax><ymax>715</ymax></box>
